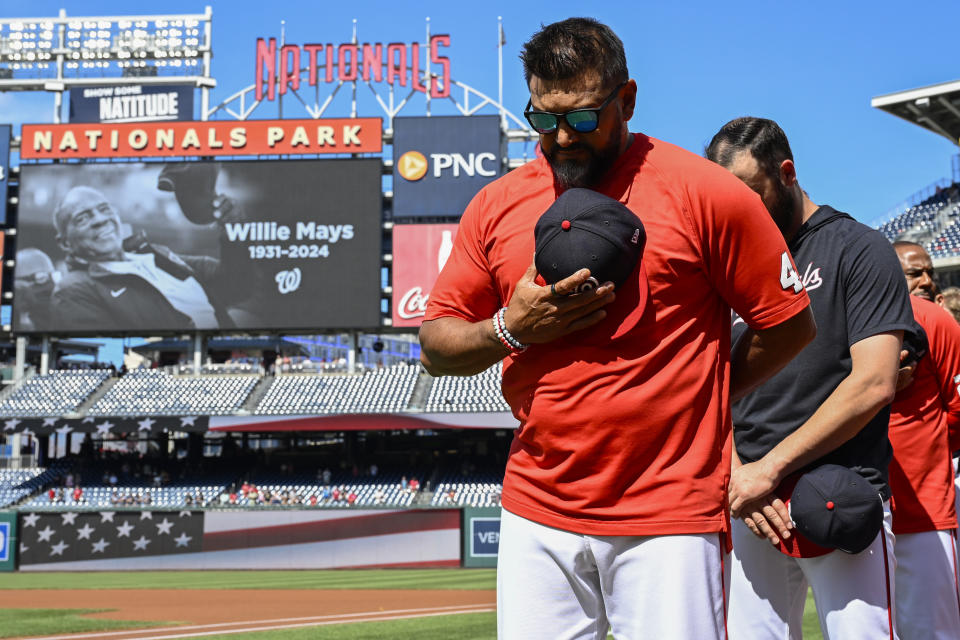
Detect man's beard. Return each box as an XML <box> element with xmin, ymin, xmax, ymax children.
<box><xmin>544</xmin><ymin>132</ymin><xmax>621</xmax><ymax>190</ymax></box>
<box><xmin>769</xmin><ymin>178</ymin><xmax>798</xmax><ymax>238</ymax></box>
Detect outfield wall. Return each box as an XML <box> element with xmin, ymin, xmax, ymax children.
<box><xmin>15</xmin><ymin>509</ymin><xmax>469</xmax><ymax>571</ymax></box>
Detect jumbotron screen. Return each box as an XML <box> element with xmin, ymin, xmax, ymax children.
<box><xmin>14</xmin><ymin>159</ymin><xmax>383</xmax><ymax>334</ymax></box>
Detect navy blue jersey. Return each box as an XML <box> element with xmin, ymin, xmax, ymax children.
<box><xmin>732</xmin><ymin>206</ymin><xmax>914</xmax><ymax>496</ymax></box>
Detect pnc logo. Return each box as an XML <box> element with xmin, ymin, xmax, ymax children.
<box><xmin>397</xmin><ymin>150</ymin><xmax>498</xmax><ymax>181</ymax></box>
<box><xmin>397</xmin><ymin>151</ymin><xmax>428</xmax><ymax>181</ymax></box>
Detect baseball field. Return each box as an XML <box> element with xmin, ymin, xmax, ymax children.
<box><xmin>0</xmin><ymin>569</ymin><xmax>824</xmax><ymax>639</ymax></box>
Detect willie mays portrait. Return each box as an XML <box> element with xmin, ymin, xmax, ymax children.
<box><xmin>14</xmin><ymin>160</ymin><xmax>383</xmax><ymax>334</ymax></box>
<box><xmin>17</xmin><ymin>163</ymin><xmax>260</xmax><ymax>333</ymax></box>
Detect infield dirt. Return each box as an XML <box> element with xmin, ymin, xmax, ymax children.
<box><xmin>3</xmin><ymin>589</ymin><xmax>496</xmax><ymax>639</ymax></box>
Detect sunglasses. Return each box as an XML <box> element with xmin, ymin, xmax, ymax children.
<box><xmin>524</xmin><ymin>82</ymin><xmax>626</xmax><ymax>134</ymax></box>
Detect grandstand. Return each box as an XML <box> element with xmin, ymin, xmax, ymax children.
<box><xmin>0</xmin><ymin>464</ymin><xmax>67</xmax><ymax>508</ymax></box>
<box><xmin>425</xmin><ymin>363</ymin><xmax>510</xmax><ymax>412</ymax></box>
<box><xmin>432</xmin><ymin>473</ymin><xmax>503</xmax><ymax>508</ymax></box>
<box><xmin>0</xmin><ymin>369</ymin><xmax>111</xmax><ymax>417</ymax></box>
<box><xmin>876</xmin><ymin>182</ymin><xmax>960</xmax><ymax>248</ymax></box>
<box><xmin>0</xmin><ymin>360</ymin><xmax>511</xmax><ymax>510</ymax></box>
<box><xmin>0</xmin><ymin>361</ymin><xmax>504</xmax><ymax>418</ymax></box>
<box><xmin>254</xmin><ymin>363</ymin><xmax>420</xmax><ymax>415</ymax></box>
<box><xmin>88</xmin><ymin>369</ymin><xmax>261</xmax><ymax>417</ymax></box>
<box><xmin>872</xmin><ymin>80</ymin><xmax>960</xmax><ymax>286</ymax></box>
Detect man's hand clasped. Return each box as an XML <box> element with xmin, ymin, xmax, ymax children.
<box><xmin>502</xmin><ymin>257</ymin><xmax>616</xmax><ymax>346</ymax></box>
<box><xmin>729</xmin><ymin>459</ymin><xmax>793</xmax><ymax>545</ymax></box>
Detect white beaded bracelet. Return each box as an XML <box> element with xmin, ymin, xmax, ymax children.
<box><xmin>493</xmin><ymin>307</ymin><xmax>528</xmax><ymax>353</ymax></box>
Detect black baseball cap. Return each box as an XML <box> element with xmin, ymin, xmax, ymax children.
<box><xmin>534</xmin><ymin>188</ymin><xmax>645</xmax><ymax>293</ymax></box>
<box><xmin>157</xmin><ymin>162</ymin><xmax>219</xmax><ymax>225</ymax></box>
<box><xmin>789</xmin><ymin>464</ymin><xmax>883</xmax><ymax>554</ymax></box>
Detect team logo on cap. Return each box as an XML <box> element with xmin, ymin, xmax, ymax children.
<box><xmin>397</xmin><ymin>151</ymin><xmax>428</xmax><ymax>181</ymax></box>
<box><xmin>575</xmin><ymin>277</ymin><xmax>600</xmax><ymax>294</ymax></box>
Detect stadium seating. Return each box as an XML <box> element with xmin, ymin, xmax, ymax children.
<box><xmin>925</xmin><ymin>203</ymin><xmax>960</xmax><ymax>258</ymax></box>
<box><xmin>431</xmin><ymin>473</ymin><xmax>503</xmax><ymax>508</ymax></box>
<box><xmin>20</xmin><ymin>464</ymin><xmax>235</xmax><ymax>508</ymax></box>
<box><xmin>424</xmin><ymin>363</ymin><xmax>509</xmax><ymax>412</ymax></box>
<box><xmin>0</xmin><ymin>370</ymin><xmax>110</xmax><ymax>417</ymax></box>
<box><xmin>877</xmin><ymin>183</ymin><xmax>960</xmax><ymax>252</ymax></box>
<box><xmin>254</xmin><ymin>363</ymin><xmax>419</xmax><ymax>415</ymax></box>
<box><xmin>223</xmin><ymin>470</ymin><xmax>424</xmax><ymax>508</ymax></box>
<box><xmin>878</xmin><ymin>203</ymin><xmax>941</xmax><ymax>242</ymax></box>
<box><xmin>0</xmin><ymin>464</ymin><xmax>68</xmax><ymax>507</ymax></box>
<box><xmin>88</xmin><ymin>370</ymin><xmax>259</xmax><ymax>416</ymax></box>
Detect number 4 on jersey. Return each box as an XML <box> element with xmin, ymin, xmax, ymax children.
<box><xmin>779</xmin><ymin>251</ymin><xmax>804</xmax><ymax>293</ymax></box>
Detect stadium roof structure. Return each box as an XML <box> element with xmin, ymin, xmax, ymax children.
<box><xmin>0</xmin><ymin>339</ymin><xmax>101</xmax><ymax>357</ymax></box>
<box><xmin>131</xmin><ymin>337</ymin><xmax>309</xmax><ymax>357</ymax></box>
<box><xmin>872</xmin><ymin>79</ymin><xmax>960</xmax><ymax>146</ymax></box>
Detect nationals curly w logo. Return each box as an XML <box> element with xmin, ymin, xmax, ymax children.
<box><xmin>275</xmin><ymin>268</ymin><xmax>302</xmax><ymax>294</ymax></box>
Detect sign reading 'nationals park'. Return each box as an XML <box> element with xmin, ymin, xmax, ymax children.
<box><xmin>20</xmin><ymin>118</ymin><xmax>383</xmax><ymax>159</ymax></box>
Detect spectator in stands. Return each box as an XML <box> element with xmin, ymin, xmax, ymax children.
<box><xmin>401</xmin><ymin>475</ymin><xmax>408</xmax><ymax>491</ymax></box>
<box><xmin>321</xmin><ymin>468</ymin><xmax>331</xmax><ymax>485</ymax></box>
<box><xmin>47</xmin><ymin>487</ymin><xmax>55</xmax><ymax>502</ymax></box>
<box><xmin>309</xmin><ymin>494</ymin><xmax>318</xmax><ymax>506</ymax></box>
<box><xmin>408</xmin><ymin>477</ymin><xmax>420</xmax><ymax>494</ymax></box>
<box><xmin>321</xmin><ymin>485</ymin><xmax>332</xmax><ymax>502</ymax></box>
<box><xmin>939</xmin><ymin>287</ymin><xmax>960</xmax><ymax>323</ymax></box>
<box><xmin>373</xmin><ymin>488</ymin><xmax>385</xmax><ymax>505</ymax></box>
<box><xmin>72</xmin><ymin>486</ymin><xmax>82</xmax><ymax>503</ymax></box>
<box><xmin>13</xmin><ymin>248</ymin><xmax>59</xmax><ymax>331</ymax></box>
<box><xmin>347</xmin><ymin>490</ymin><xmax>357</xmax><ymax>506</ymax></box>
<box><xmin>46</xmin><ymin>180</ymin><xmax>259</xmax><ymax>332</ymax></box>
<box><xmin>894</xmin><ymin>241</ymin><xmax>938</xmax><ymax>302</ymax></box>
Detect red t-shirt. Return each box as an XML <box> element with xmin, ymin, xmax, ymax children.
<box><xmin>425</xmin><ymin>133</ymin><xmax>810</xmax><ymax>535</ymax></box>
<box><xmin>888</xmin><ymin>296</ymin><xmax>960</xmax><ymax>534</ymax></box>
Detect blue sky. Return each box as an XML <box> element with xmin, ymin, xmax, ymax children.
<box><xmin>4</xmin><ymin>0</ymin><xmax>960</xmax><ymax>362</ymax></box>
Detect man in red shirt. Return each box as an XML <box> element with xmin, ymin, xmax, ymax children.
<box><xmin>420</xmin><ymin>18</ymin><xmax>814</xmax><ymax>639</ymax></box>
<box><xmin>892</xmin><ymin>244</ymin><xmax>960</xmax><ymax>639</ymax></box>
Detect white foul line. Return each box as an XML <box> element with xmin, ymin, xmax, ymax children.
<box><xmin>17</xmin><ymin>604</ymin><xmax>496</xmax><ymax>640</ymax></box>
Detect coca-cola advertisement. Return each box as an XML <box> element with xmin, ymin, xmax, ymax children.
<box><xmin>391</xmin><ymin>223</ymin><xmax>459</xmax><ymax>327</ymax></box>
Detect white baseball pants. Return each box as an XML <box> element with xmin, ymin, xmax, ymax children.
<box><xmin>895</xmin><ymin>529</ymin><xmax>960</xmax><ymax>639</ymax></box>
<box><xmin>728</xmin><ymin>501</ymin><xmax>896</xmax><ymax>640</ymax></box>
<box><xmin>496</xmin><ymin>508</ymin><xmax>729</xmax><ymax>640</ymax></box>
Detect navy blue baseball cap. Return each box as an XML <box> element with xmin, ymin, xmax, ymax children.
<box><xmin>789</xmin><ymin>464</ymin><xmax>883</xmax><ymax>554</ymax></box>
<box><xmin>534</xmin><ymin>188</ymin><xmax>645</xmax><ymax>293</ymax></box>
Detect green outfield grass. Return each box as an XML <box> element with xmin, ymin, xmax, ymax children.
<box><xmin>0</xmin><ymin>608</ymin><xmax>168</xmax><ymax>638</ymax></box>
<box><xmin>0</xmin><ymin>568</ymin><xmax>497</xmax><ymax>590</ymax></box>
<box><xmin>0</xmin><ymin>569</ymin><xmax>825</xmax><ymax>640</ymax></box>
<box><xmin>172</xmin><ymin>612</ymin><xmax>499</xmax><ymax>640</ymax></box>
